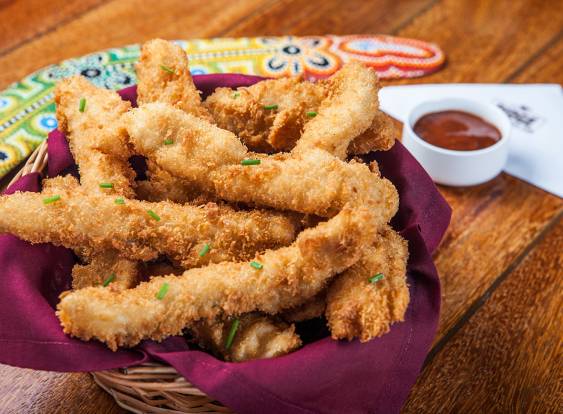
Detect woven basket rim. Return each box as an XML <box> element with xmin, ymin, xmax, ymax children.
<box><xmin>11</xmin><ymin>140</ymin><xmax>232</xmax><ymax>414</ymax></box>
<box><xmin>8</xmin><ymin>139</ymin><xmax>48</xmax><ymax>187</ymax></box>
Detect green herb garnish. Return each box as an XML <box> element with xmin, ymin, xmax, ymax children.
<box><xmin>241</xmin><ymin>159</ymin><xmax>261</xmax><ymax>166</ymax></box>
<box><xmin>43</xmin><ymin>195</ymin><xmax>61</xmax><ymax>204</ymax></box>
<box><xmin>199</xmin><ymin>243</ymin><xmax>211</xmax><ymax>257</ymax></box>
<box><xmin>147</xmin><ymin>210</ymin><xmax>161</xmax><ymax>221</ymax></box>
<box><xmin>114</xmin><ymin>197</ymin><xmax>125</xmax><ymax>205</ymax></box>
<box><xmin>306</xmin><ymin>111</ymin><xmax>317</xmax><ymax>117</ymax></box>
<box><xmin>368</xmin><ymin>273</ymin><xmax>385</xmax><ymax>283</ymax></box>
<box><xmin>156</xmin><ymin>282</ymin><xmax>169</xmax><ymax>300</ymax></box>
<box><xmin>250</xmin><ymin>261</ymin><xmax>263</xmax><ymax>270</ymax></box>
<box><xmin>79</xmin><ymin>98</ymin><xmax>86</xmax><ymax>112</ymax></box>
<box><xmin>163</xmin><ymin>138</ymin><xmax>174</xmax><ymax>145</ymax></box>
<box><xmin>225</xmin><ymin>318</ymin><xmax>240</xmax><ymax>349</ymax></box>
<box><xmin>99</xmin><ymin>182</ymin><xmax>114</xmax><ymax>189</ymax></box>
<box><xmin>232</xmin><ymin>92</ymin><xmax>240</xmax><ymax>99</ymax></box>
<box><xmin>103</xmin><ymin>273</ymin><xmax>116</xmax><ymax>287</ymax></box>
<box><xmin>160</xmin><ymin>65</ymin><xmax>175</xmax><ymax>74</ymax></box>
<box><xmin>263</xmin><ymin>104</ymin><xmax>278</xmax><ymax>110</ymax></box>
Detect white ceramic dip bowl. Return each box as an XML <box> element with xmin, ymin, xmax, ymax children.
<box><xmin>402</xmin><ymin>98</ymin><xmax>512</xmax><ymax>186</ymax></box>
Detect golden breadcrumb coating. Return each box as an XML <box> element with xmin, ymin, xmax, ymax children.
<box><xmin>136</xmin><ymin>38</ymin><xmax>211</xmax><ymax>120</ymax></box>
<box><xmin>282</xmin><ymin>291</ymin><xmax>327</xmax><ymax>322</ymax></box>
<box><xmin>325</xmin><ymin>226</ymin><xmax>409</xmax><ymax>342</ymax></box>
<box><xmin>135</xmin><ymin>39</ymin><xmax>214</xmax><ymax>201</ymax></box>
<box><xmin>205</xmin><ymin>62</ymin><xmax>395</xmax><ymax>156</ymax></box>
<box><xmin>55</xmin><ymin>75</ymin><xmax>136</xmax><ymax>198</ymax></box>
<box><xmin>55</xmin><ymin>78</ymin><xmax>141</xmax><ymax>288</ymax></box>
<box><xmin>191</xmin><ymin>314</ymin><xmax>301</xmax><ymax>362</ymax></box>
<box><xmin>72</xmin><ymin>252</ymin><xmax>140</xmax><ymax>290</ymax></box>
<box><xmin>135</xmin><ymin>160</ymin><xmax>210</xmax><ymax>204</ymax></box>
<box><xmin>282</xmin><ymin>225</ymin><xmax>409</xmax><ymax>339</ymax></box>
<box><xmin>205</xmin><ymin>76</ymin><xmax>323</xmax><ymax>152</ymax></box>
<box><xmin>145</xmin><ymin>262</ymin><xmax>302</xmax><ymax>361</ymax></box>
<box><xmin>292</xmin><ymin>62</ymin><xmax>379</xmax><ymax>159</ymax></box>
<box><xmin>347</xmin><ymin>110</ymin><xmax>395</xmax><ymax>155</ymax></box>
<box><xmin>0</xmin><ymin>176</ymin><xmax>299</xmax><ymax>268</ymax></box>
<box><xmin>56</xmin><ymin>204</ymin><xmax>376</xmax><ymax>350</ymax></box>
<box><xmin>125</xmin><ymin>103</ymin><xmax>398</xmax><ymax>219</ymax></box>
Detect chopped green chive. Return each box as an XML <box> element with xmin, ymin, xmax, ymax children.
<box><xmin>163</xmin><ymin>138</ymin><xmax>174</xmax><ymax>145</ymax></box>
<box><xmin>114</xmin><ymin>197</ymin><xmax>125</xmax><ymax>205</ymax></box>
<box><xmin>160</xmin><ymin>65</ymin><xmax>175</xmax><ymax>74</ymax></box>
<box><xmin>99</xmin><ymin>182</ymin><xmax>114</xmax><ymax>189</ymax></box>
<box><xmin>263</xmin><ymin>104</ymin><xmax>278</xmax><ymax>110</ymax></box>
<box><xmin>250</xmin><ymin>261</ymin><xmax>263</xmax><ymax>270</ymax></box>
<box><xmin>232</xmin><ymin>92</ymin><xmax>240</xmax><ymax>98</ymax></box>
<box><xmin>43</xmin><ymin>195</ymin><xmax>61</xmax><ymax>204</ymax></box>
<box><xmin>79</xmin><ymin>98</ymin><xmax>86</xmax><ymax>112</ymax></box>
<box><xmin>306</xmin><ymin>111</ymin><xmax>317</xmax><ymax>118</ymax></box>
<box><xmin>225</xmin><ymin>318</ymin><xmax>240</xmax><ymax>350</ymax></box>
<box><xmin>147</xmin><ymin>210</ymin><xmax>161</xmax><ymax>221</ymax></box>
<box><xmin>199</xmin><ymin>243</ymin><xmax>211</xmax><ymax>257</ymax></box>
<box><xmin>368</xmin><ymin>273</ymin><xmax>385</xmax><ymax>283</ymax></box>
<box><xmin>102</xmin><ymin>273</ymin><xmax>116</xmax><ymax>287</ymax></box>
<box><xmin>156</xmin><ymin>282</ymin><xmax>169</xmax><ymax>300</ymax></box>
<box><xmin>241</xmin><ymin>159</ymin><xmax>261</xmax><ymax>166</ymax></box>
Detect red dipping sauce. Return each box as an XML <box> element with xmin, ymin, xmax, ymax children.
<box><xmin>413</xmin><ymin>110</ymin><xmax>502</xmax><ymax>151</ymax></box>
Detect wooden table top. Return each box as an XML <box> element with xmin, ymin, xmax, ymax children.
<box><xmin>0</xmin><ymin>0</ymin><xmax>561</xmax><ymax>412</ymax></box>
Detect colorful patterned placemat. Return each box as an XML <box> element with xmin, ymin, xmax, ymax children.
<box><xmin>0</xmin><ymin>35</ymin><xmax>445</xmax><ymax>178</ymax></box>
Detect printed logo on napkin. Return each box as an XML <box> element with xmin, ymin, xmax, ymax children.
<box><xmin>495</xmin><ymin>101</ymin><xmax>546</xmax><ymax>133</ymax></box>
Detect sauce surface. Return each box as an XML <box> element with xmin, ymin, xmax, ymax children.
<box><xmin>413</xmin><ymin>110</ymin><xmax>501</xmax><ymax>151</ymax></box>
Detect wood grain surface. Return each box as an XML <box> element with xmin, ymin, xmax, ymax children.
<box><xmin>0</xmin><ymin>0</ymin><xmax>561</xmax><ymax>413</ymax></box>
<box><xmin>403</xmin><ymin>217</ymin><xmax>563</xmax><ymax>413</ymax></box>
<box><xmin>0</xmin><ymin>366</ymin><xmax>119</xmax><ymax>414</ymax></box>
<box><xmin>393</xmin><ymin>0</ymin><xmax>563</xmax><ymax>84</ymax></box>
<box><xmin>0</xmin><ymin>0</ymin><xmax>106</xmax><ymax>53</ymax></box>
<box><xmin>222</xmin><ymin>0</ymin><xmax>436</xmax><ymax>36</ymax></box>
<box><xmin>0</xmin><ymin>0</ymin><xmax>271</xmax><ymax>88</ymax></box>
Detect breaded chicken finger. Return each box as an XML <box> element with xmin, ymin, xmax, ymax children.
<box><xmin>126</xmin><ymin>103</ymin><xmax>398</xmax><ymax>219</ymax></box>
<box><xmin>55</xmin><ymin>75</ymin><xmax>136</xmax><ymax>198</ymax></box>
<box><xmin>135</xmin><ymin>159</ymin><xmax>214</xmax><ymax>203</ymax></box>
<box><xmin>292</xmin><ymin>62</ymin><xmax>379</xmax><ymax>159</ymax></box>
<box><xmin>71</xmin><ymin>252</ymin><xmax>141</xmax><ymax>290</ymax></box>
<box><xmin>282</xmin><ymin>291</ymin><xmax>327</xmax><ymax>322</ymax></box>
<box><xmin>136</xmin><ymin>38</ymin><xmax>211</xmax><ymax>120</ymax></box>
<box><xmin>0</xmin><ymin>176</ymin><xmax>299</xmax><ymax>267</ymax></box>
<box><xmin>205</xmin><ymin>76</ymin><xmax>323</xmax><ymax>152</ymax></box>
<box><xmin>280</xmin><ymin>226</ymin><xmax>410</xmax><ymax>339</ymax></box>
<box><xmin>136</xmin><ymin>38</ymin><xmax>214</xmax><ymax>202</ymax></box>
<box><xmin>205</xmin><ymin>61</ymin><xmax>394</xmax><ymax>155</ymax></box>
<box><xmin>191</xmin><ymin>314</ymin><xmax>301</xmax><ymax>362</ymax></box>
<box><xmin>48</xmin><ymin>177</ymin><xmax>140</xmax><ymax>289</ymax></box>
<box><xmin>347</xmin><ymin>111</ymin><xmax>395</xmax><ymax>155</ymax></box>
<box><xmin>55</xmin><ymin>79</ymin><xmax>141</xmax><ymax>287</ymax></box>
<box><xmin>326</xmin><ymin>226</ymin><xmax>409</xmax><ymax>342</ymax></box>
<box><xmin>139</xmin><ymin>199</ymin><xmax>303</xmax><ymax>362</ymax></box>
<box><xmin>57</xmin><ymin>203</ymin><xmax>375</xmax><ymax>350</ymax></box>
<box><xmin>147</xmin><ymin>256</ymin><xmax>303</xmax><ymax>362</ymax></box>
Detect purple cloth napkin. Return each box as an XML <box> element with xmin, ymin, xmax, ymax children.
<box><xmin>0</xmin><ymin>75</ymin><xmax>451</xmax><ymax>414</ymax></box>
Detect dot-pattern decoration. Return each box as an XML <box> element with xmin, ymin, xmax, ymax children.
<box><xmin>0</xmin><ymin>35</ymin><xmax>445</xmax><ymax>178</ymax></box>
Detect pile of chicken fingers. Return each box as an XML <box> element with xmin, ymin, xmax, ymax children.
<box><xmin>0</xmin><ymin>39</ymin><xmax>409</xmax><ymax>361</ymax></box>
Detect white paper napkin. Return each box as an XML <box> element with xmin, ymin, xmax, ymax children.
<box><xmin>379</xmin><ymin>84</ymin><xmax>563</xmax><ymax>197</ymax></box>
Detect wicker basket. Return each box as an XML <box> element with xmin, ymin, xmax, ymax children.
<box><xmin>10</xmin><ymin>141</ymin><xmax>232</xmax><ymax>414</ymax></box>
